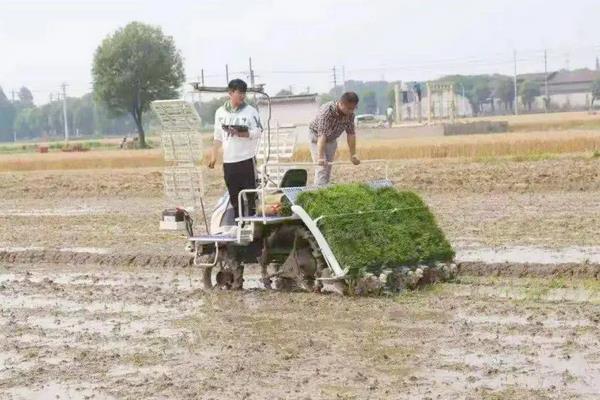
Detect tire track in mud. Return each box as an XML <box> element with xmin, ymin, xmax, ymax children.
<box><xmin>2</xmin><ymin>249</ymin><xmax>600</xmax><ymax>278</ymax></box>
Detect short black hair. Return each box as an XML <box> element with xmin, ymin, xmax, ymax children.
<box><xmin>228</xmin><ymin>79</ymin><xmax>248</xmax><ymax>93</ymax></box>
<box><xmin>340</xmin><ymin>91</ymin><xmax>359</xmax><ymax>105</ymax></box>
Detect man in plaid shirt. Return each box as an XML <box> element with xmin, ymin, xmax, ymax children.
<box><xmin>308</xmin><ymin>92</ymin><xmax>360</xmax><ymax>185</ymax></box>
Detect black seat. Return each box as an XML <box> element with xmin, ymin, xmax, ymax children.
<box><xmin>279</xmin><ymin>169</ymin><xmax>307</xmax><ymax>188</ymax></box>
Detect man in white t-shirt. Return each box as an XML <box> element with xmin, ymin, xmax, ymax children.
<box><xmin>208</xmin><ymin>79</ymin><xmax>262</xmax><ymax>218</ymax></box>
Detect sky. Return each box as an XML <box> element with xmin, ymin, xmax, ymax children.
<box><xmin>2</xmin><ymin>0</ymin><xmax>600</xmax><ymax>104</ymax></box>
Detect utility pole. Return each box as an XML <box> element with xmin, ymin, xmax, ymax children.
<box><xmin>544</xmin><ymin>49</ymin><xmax>549</xmax><ymax>113</ymax></box>
<box><xmin>426</xmin><ymin>82</ymin><xmax>432</xmax><ymax>124</ymax></box>
<box><xmin>201</xmin><ymin>69</ymin><xmax>205</xmax><ymax>86</ymax></box>
<box><xmin>61</xmin><ymin>83</ymin><xmax>69</xmax><ymax>143</ymax></box>
<box><xmin>342</xmin><ymin>65</ymin><xmax>346</xmax><ymax>92</ymax></box>
<box><xmin>11</xmin><ymin>90</ymin><xmax>16</xmax><ymax>142</ymax></box>
<box><xmin>394</xmin><ymin>82</ymin><xmax>402</xmax><ymax>123</ymax></box>
<box><xmin>332</xmin><ymin>66</ymin><xmax>337</xmax><ymax>96</ymax></box>
<box><xmin>460</xmin><ymin>84</ymin><xmax>466</xmax><ymax>117</ymax></box>
<box><xmin>225</xmin><ymin>64</ymin><xmax>229</xmax><ymax>84</ymax></box>
<box><xmin>248</xmin><ymin>57</ymin><xmax>255</xmax><ymax>88</ymax></box>
<box><xmin>513</xmin><ymin>50</ymin><xmax>518</xmax><ymax>116</ymax></box>
<box><xmin>249</xmin><ymin>57</ymin><xmax>257</xmax><ymax>104</ymax></box>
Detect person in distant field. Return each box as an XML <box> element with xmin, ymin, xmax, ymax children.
<box><xmin>208</xmin><ymin>79</ymin><xmax>263</xmax><ymax>219</ymax></box>
<box><xmin>308</xmin><ymin>92</ymin><xmax>361</xmax><ymax>185</ymax></box>
<box><xmin>386</xmin><ymin>105</ymin><xmax>394</xmax><ymax>128</ymax></box>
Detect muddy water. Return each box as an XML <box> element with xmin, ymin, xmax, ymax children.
<box><xmin>5</xmin><ymin>382</ymin><xmax>116</xmax><ymax>400</ymax></box>
<box><xmin>456</xmin><ymin>245</ymin><xmax>600</xmax><ymax>264</ymax></box>
<box><xmin>2</xmin><ymin>262</ymin><xmax>600</xmax><ymax>399</ymax></box>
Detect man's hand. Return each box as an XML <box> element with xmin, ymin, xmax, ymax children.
<box><xmin>208</xmin><ymin>155</ymin><xmax>217</xmax><ymax>169</ymax></box>
<box><xmin>318</xmin><ymin>158</ymin><xmax>327</xmax><ymax>166</ymax></box>
<box><xmin>227</xmin><ymin>127</ymin><xmax>249</xmax><ymax>138</ymax></box>
<box><xmin>235</xmin><ymin>129</ymin><xmax>249</xmax><ymax>138</ymax></box>
<box><xmin>226</xmin><ymin>127</ymin><xmax>237</xmax><ymax>137</ymax></box>
<box><xmin>350</xmin><ymin>154</ymin><xmax>360</xmax><ymax>165</ymax></box>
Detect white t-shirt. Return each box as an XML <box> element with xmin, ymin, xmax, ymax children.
<box><xmin>213</xmin><ymin>103</ymin><xmax>263</xmax><ymax>163</ymax></box>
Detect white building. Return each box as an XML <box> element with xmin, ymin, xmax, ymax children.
<box><xmin>519</xmin><ymin>69</ymin><xmax>600</xmax><ymax>111</ymax></box>
<box><xmin>258</xmin><ymin>93</ymin><xmax>321</xmax><ymax>128</ymax></box>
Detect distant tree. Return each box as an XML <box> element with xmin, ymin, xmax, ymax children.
<box><xmin>319</xmin><ymin>93</ymin><xmax>334</xmax><ymax>105</ymax></box>
<box><xmin>18</xmin><ymin>87</ymin><xmax>34</xmax><ymax>107</ymax></box>
<box><xmin>276</xmin><ymin>89</ymin><xmax>293</xmax><ymax>96</ymax></box>
<box><xmin>363</xmin><ymin>91</ymin><xmax>377</xmax><ymax>114</ymax></box>
<box><xmin>40</xmin><ymin>100</ymin><xmax>66</xmax><ymax>137</ymax></box>
<box><xmin>519</xmin><ymin>80</ymin><xmax>541</xmax><ymax>111</ymax></box>
<box><xmin>92</xmin><ymin>21</ymin><xmax>185</xmax><ymax>148</ymax></box>
<box><xmin>472</xmin><ymin>81</ymin><xmax>491</xmax><ymax>114</ymax></box>
<box><xmin>494</xmin><ymin>78</ymin><xmax>515</xmax><ymax>111</ymax></box>
<box><xmin>195</xmin><ymin>97</ymin><xmax>228</xmax><ymax>126</ymax></box>
<box><xmin>388</xmin><ymin>88</ymin><xmax>395</xmax><ymax>108</ymax></box>
<box><xmin>72</xmin><ymin>94</ymin><xmax>96</xmax><ymax>136</ymax></box>
<box><xmin>331</xmin><ymin>80</ymin><xmax>390</xmax><ymax>114</ymax></box>
<box><xmin>591</xmin><ymin>79</ymin><xmax>600</xmax><ymax>108</ymax></box>
<box><xmin>0</xmin><ymin>87</ymin><xmax>16</xmax><ymax>142</ymax></box>
<box><xmin>439</xmin><ymin>75</ymin><xmax>492</xmax><ymax>116</ymax></box>
<box><xmin>14</xmin><ymin>107</ymin><xmax>43</xmax><ymax>139</ymax></box>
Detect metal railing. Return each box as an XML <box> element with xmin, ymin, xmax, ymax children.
<box><xmin>237</xmin><ymin>159</ymin><xmax>390</xmax><ymax>225</ymax></box>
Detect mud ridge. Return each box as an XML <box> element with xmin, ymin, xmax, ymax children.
<box><xmin>3</xmin><ymin>250</ymin><xmax>600</xmax><ymax>279</ymax></box>
<box><xmin>0</xmin><ymin>249</ymin><xmax>193</xmax><ymax>268</ymax></box>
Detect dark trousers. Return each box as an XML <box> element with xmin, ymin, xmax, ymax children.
<box><xmin>223</xmin><ymin>158</ymin><xmax>257</xmax><ymax>218</ymax></box>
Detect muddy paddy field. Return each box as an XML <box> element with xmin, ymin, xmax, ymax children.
<box><xmin>1</xmin><ymin>154</ymin><xmax>600</xmax><ymax>399</ymax></box>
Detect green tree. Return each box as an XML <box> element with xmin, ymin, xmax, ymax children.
<box><xmin>494</xmin><ymin>78</ymin><xmax>514</xmax><ymax>111</ymax></box>
<box><xmin>591</xmin><ymin>79</ymin><xmax>600</xmax><ymax>108</ymax></box>
<box><xmin>363</xmin><ymin>91</ymin><xmax>377</xmax><ymax>114</ymax></box>
<box><xmin>72</xmin><ymin>94</ymin><xmax>96</xmax><ymax>136</ymax></box>
<box><xmin>472</xmin><ymin>81</ymin><xmax>491</xmax><ymax>114</ymax></box>
<box><xmin>330</xmin><ymin>80</ymin><xmax>390</xmax><ymax>114</ymax></box>
<box><xmin>195</xmin><ymin>97</ymin><xmax>227</xmax><ymax>126</ymax></box>
<box><xmin>388</xmin><ymin>88</ymin><xmax>395</xmax><ymax>108</ymax></box>
<box><xmin>18</xmin><ymin>87</ymin><xmax>34</xmax><ymax>107</ymax></box>
<box><xmin>519</xmin><ymin>80</ymin><xmax>541</xmax><ymax>111</ymax></box>
<box><xmin>14</xmin><ymin>107</ymin><xmax>43</xmax><ymax>139</ymax></box>
<box><xmin>92</xmin><ymin>21</ymin><xmax>185</xmax><ymax>148</ymax></box>
<box><xmin>0</xmin><ymin>87</ymin><xmax>16</xmax><ymax>142</ymax></box>
<box><xmin>319</xmin><ymin>93</ymin><xmax>334</xmax><ymax>105</ymax></box>
<box><xmin>438</xmin><ymin>75</ymin><xmax>490</xmax><ymax>116</ymax></box>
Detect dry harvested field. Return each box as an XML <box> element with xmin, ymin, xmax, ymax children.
<box><xmin>1</xmin><ymin>133</ymin><xmax>600</xmax><ymax>399</ymax></box>
<box><xmin>1</xmin><ymin>129</ymin><xmax>599</xmax><ymax>172</ymax></box>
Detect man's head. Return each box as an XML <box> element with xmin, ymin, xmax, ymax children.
<box><xmin>337</xmin><ymin>92</ymin><xmax>359</xmax><ymax>116</ymax></box>
<box><xmin>228</xmin><ymin>79</ymin><xmax>247</xmax><ymax>108</ymax></box>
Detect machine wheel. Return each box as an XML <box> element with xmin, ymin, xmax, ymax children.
<box><xmin>197</xmin><ymin>247</ymin><xmax>244</xmax><ymax>290</ymax></box>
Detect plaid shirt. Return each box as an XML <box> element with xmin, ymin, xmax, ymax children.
<box><xmin>309</xmin><ymin>101</ymin><xmax>356</xmax><ymax>143</ymax></box>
